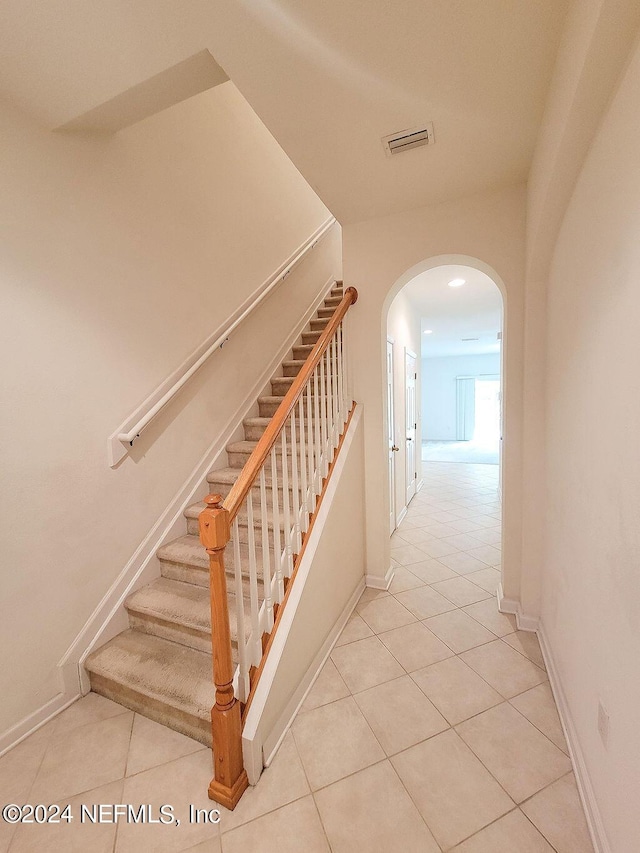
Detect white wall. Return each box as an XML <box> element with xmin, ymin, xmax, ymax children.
<box><xmin>343</xmin><ymin>184</ymin><xmax>525</xmax><ymax>593</ymax></box>
<box><xmin>0</xmin><ymin>82</ymin><xmax>338</xmax><ymax>736</ymax></box>
<box><xmin>387</xmin><ymin>290</ymin><xmax>422</xmax><ymax>524</ymax></box>
<box><xmin>540</xmin><ymin>30</ymin><xmax>640</xmax><ymax>853</ymax></box>
<box><xmin>422</xmin><ymin>353</ymin><xmax>500</xmax><ymax>440</ymax></box>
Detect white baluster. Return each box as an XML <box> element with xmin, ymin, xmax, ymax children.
<box><xmin>290</xmin><ymin>405</ymin><xmax>301</xmax><ymax>552</ymax></box>
<box><xmin>337</xmin><ymin>322</ymin><xmax>345</xmax><ymax>426</ymax></box>
<box><xmin>298</xmin><ymin>398</ymin><xmax>309</xmax><ymax>532</ymax></box>
<box><xmin>306</xmin><ymin>382</ymin><xmax>314</xmax><ymax>511</ymax></box>
<box><xmin>232</xmin><ymin>517</ymin><xmax>249</xmax><ymax>701</ymax></box>
<box><xmin>313</xmin><ymin>364</ymin><xmax>322</xmax><ymax>493</ymax></box>
<box><xmin>270</xmin><ymin>446</ymin><xmax>285</xmax><ymax>602</ymax></box>
<box><xmin>326</xmin><ymin>336</ymin><xmax>334</xmax><ymax>455</ymax></box>
<box><xmin>281</xmin><ymin>428</ymin><xmax>294</xmax><ymax>578</ymax></box>
<box><xmin>245</xmin><ymin>495</ymin><xmax>262</xmax><ymax>666</ymax></box>
<box><xmin>259</xmin><ymin>467</ymin><xmax>274</xmax><ymax>632</ymax></box>
<box><xmin>320</xmin><ymin>350</ymin><xmax>329</xmax><ymax>477</ymax></box>
<box><xmin>331</xmin><ymin>332</ymin><xmax>339</xmax><ymax>449</ymax></box>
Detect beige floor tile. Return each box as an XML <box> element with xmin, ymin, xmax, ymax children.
<box><xmin>521</xmin><ymin>773</ymin><xmax>594</xmax><ymax>853</ymax></box>
<box><xmin>456</xmin><ymin>703</ymin><xmax>572</xmax><ymax>802</ymax></box>
<box><xmin>390</xmin><ymin>531</ymin><xmax>411</xmax><ymax>547</ymax></box>
<box><xmin>502</xmin><ymin>631</ymin><xmax>546</xmax><ymax>669</ymax></box>
<box><xmin>357</xmin><ymin>587</ymin><xmax>390</xmax><ymax>604</ymax></box>
<box><xmin>411</xmin><ymin>656</ymin><xmax>503</xmax><ymax>725</ymax></box>
<box><xmin>388</xmin><ymin>566</ymin><xmax>426</xmax><ymax>593</ymax></box>
<box><xmin>354</xmin><ymin>675</ymin><xmax>448</xmax><ymax>755</ymax></box>
<box><xmin>440</xmin><ymin>533</ymin><xmax>485</xmax><ymax>552</ymax></box>
<box><xmin>431</xmin><ymin>577</ymin><xmax>492</xmax><ymax>607</ymax></box>
<box><xmin>53</xmin><ymin>692</ymin><xmax>130</xmax><ymax>737</ymax></box>
<box><xmin>450</xmin><ymin>808</ymin><xmax>554</xmax><ymax>852</ymax></box>
<box><xmin>331</xmin><ymin>636</ymin><xmax>404</xmax><ymax>693</ymax></box>
<box><xmin>424</xmin><ymin>610</ymin><xmax>497</xmax><ymax>653</ymax></box>
<box><xmin>117</xmin><ymin>749</ymin><xmax>218</xmax><ymax>852</ymax></box>
<box><xmin>395</xmin><ymin>526</ymin><xmax>434</xmax><ymax>544</ymax></box>
<box><xmin>438</xmin><ymin>551</ymin><xmax>490</xmax><ymax>574</ymax></box>
<box><xmin>221</xmin><ymin>796</ymin><xmax>328</xmax><ymax>853</ymax></box>
<box><xmin>510</xmin><ymin>684</ymin><xmax>568</xmax><ymax>753</ymax></box>
<box><xmin>447</xmin><ymin>518</ymin><xmax>487</xmax><ymax>533</ymax></box>
<box><xmin>378</xmin><ymin>621</ymin><xmax>454</xmax><ymax>672</ymax></box>
<box><xmin>417</xmin><ymin>537</ymin><xmax>461</xmax><ymax>558</ymax></box>
<box><xmin>421</xmin><ymin>521</ymin><xmax>462</xmax><ymax>538</ymax></box>
<box><xmin>356</xmin><ymin>595</ymin><xmax>417</xmax><ymax>633</ymax></box>
<box><xmin>126</xmin><ymin>713</ymin><xmax>205</xmax><ymax>777</ymax></box>
<box><xmin>394</xmin><ymin>586</ymin><xmax>457</xmax><ymax>619</ymax></box>
<box><xmin>406</xmin><ymin>558</ymin><xmax>458</xmax><ymax>584</ymax></box>
<box><xmin>0</xmin><ymin>722</ymin><xmax>55</xmax><ymax>804</ymax></box>
<box><xmin>389</xmin><ymin>544</ymin><xmax>431</xmax><ymax>566</ymax></box>
<box><xmin>30</xmin><ymin>712</ymin><xmax>133</xmax><ymax>803</ymax></box>
<box><xmin>314</xmin><ymin>760</ymin><xmax>439</xmax><ymax>852</ymax></box>
<box><xmin>334</xmin><ymin>612</ymin><xmax>373</xmax><ymax>646</ymax></box>
<box><xmin>391</xmin><ymin>729</ymin><xmax>513</xmax><ymax>849</ymax></box>
<box><xmin>463</xmin><ymin>598</ymin><xmax>516</xmax><ymax>635</ymax></box>
<box><xmin>461</xmin><ymin>640</ymin><xmax>547</xmax><ymax>698</ymax></box>
<box><xmin>469</xmin><ymin>528</ymin><xmax>503</xmax><ymax>545</ymax></box>
<box><xmin>216</xmin><ymin>731</ymin><xmax>310</xmax><ymax>834</ymax></box>
<box><xmin>291</xmin><ymin>697</ymin><xmax>384</xmax><ymax>790</ymax></box>
<box><xmin>301</xmin><ymin>659</ymin><xmax>350</xmax><ymax>712</ymax></box>
<box><xmin>10</xmin><ymin>779</ymin><xmax>124</xmax><ymax>853</ymax></box>
<box><xmin>466</xmin><ymin>544</ymin><xmax>502</xmax><ymax>566</ymax></box>
<box><xmin>179</xmin><ymin>837</ymin><xmax>222</xmax><ymax>852</ymax></box>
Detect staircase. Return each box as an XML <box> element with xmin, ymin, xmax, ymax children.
<box><xmin>84</xmin><ymin>282</ymin><xmax>345</xmax><ymax>747</ymax></box>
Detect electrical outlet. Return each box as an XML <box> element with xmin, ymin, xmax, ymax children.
<box><xmin>598</xmin><ymin>701</ymin><xmax>610</xmax><ymax>748</ymax></box>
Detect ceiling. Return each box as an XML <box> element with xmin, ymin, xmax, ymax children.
<box><xmin>0</xmin><ymin>0</ymin><xmax>569</xmax><ymax>224</ymax></box>
<box><xmin>402</xmin><ymin>265</ymin><xmax>503</xmax><ymax>358</ymax></box>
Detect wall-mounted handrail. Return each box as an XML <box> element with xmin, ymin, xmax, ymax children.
<box><xmin>107</xmin><ymin>215</ymin><xmax>337</xmax><ymax>466</ymax></box>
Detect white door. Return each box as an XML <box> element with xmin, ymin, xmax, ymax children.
<box><xmin>387</xmin><ymin>339</ymin><xmax>396</xmax><ymax>534</ymax></box>
<box><xmin>405</xmin><ymin>349</ymin><xmax>417</xmax><ymax>504</ymax></box>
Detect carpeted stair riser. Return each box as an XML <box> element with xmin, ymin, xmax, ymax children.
<box><xmin>124</xmin><ymin>577</ymin><xmax>251</xmax><ymax>657</ymax></box>
<box><xmin>86</xmin><ymin>631</ymin><xmax>214</xmax><ymax>747</ymax></box>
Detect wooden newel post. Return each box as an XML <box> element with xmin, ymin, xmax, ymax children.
<box><xmin>199</xmin><ymin>494</ymin><xmax>249</xmax><ymax>809</ymax></box>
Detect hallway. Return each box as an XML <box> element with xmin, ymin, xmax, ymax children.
<box><xmin>0</xmin><ymin>463</ymin><xmax>593</xmax><ymax>852</ymax></box>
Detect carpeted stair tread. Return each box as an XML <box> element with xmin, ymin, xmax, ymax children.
<box><xmin>85</xmin><ymin>630</ymin><xmax>215</xmax><ymax>724</ymax></box>
<box><xmin>125</xmin><ymin>576</ymin><xmax>251</xmax><ymax>643</ymax></box>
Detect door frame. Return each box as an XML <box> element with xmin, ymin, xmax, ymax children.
<box><xmin>387</xmin><ymin>337</ymin><xmax>396</xmax><ymax>534</ymax></box>
<box><xmin>405</xmin><ymin>348</ymin><xmax>417</xmax><ymax>506</ymax></box>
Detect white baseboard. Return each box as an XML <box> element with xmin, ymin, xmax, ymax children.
<box><xmin>365</xmin><ymin>563</ymin><xmax>395</xmax><ymax>590</ymax></box>
<box><xmin>497</xmin><ymin>583</ymin><xmax>539</xmax><ymax>632</ymax></box>
<box><xmin>259</xmin><ymin>577</ymin><xmax>365</xmax><ymax>771</ymax></box>
<box><xmin>0</xmin><ymin>692</ymin><xmax>79</xmax><ymax>759</ymax></box>
<box><xmin>538</xmin><ymin>625</ymin><xmax>610</xmax><ymax>853</ymax></box>
<box><xmin>56</xmin><ymin>273</ymin><xmax>339</xmax><ymax>704</ymax></box>
<box><xmin>396</xmin><ymin>506</ymin><xmax>408</xmax><ymax>527</ymax></box>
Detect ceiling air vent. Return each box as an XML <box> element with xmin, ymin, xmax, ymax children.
<box><xmin>382</xmin><ymin>122</ymin><xmax>434</xmax><ymax>156</ymax></box>
<box><xmin>461</xmin><ymin>337</ymin><xmax>480</xmax><ymax>342</ymax></box>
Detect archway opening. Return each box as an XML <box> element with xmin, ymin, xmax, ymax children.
<box><xmin>384</xmin><ymin>258</ymin><xmax>505</xmax><ymax>590</ymax></box>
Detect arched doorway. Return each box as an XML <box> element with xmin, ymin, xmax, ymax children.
<box><xmin>383</xmin><ymin>255</ymin><xmax>507</xmax><ymax>596</ymax></box>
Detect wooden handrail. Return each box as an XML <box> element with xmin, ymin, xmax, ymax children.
<box><xmin>223</xmin><ymin>286</ymin><xmax>358</xmax><ymax>521</ymax></box>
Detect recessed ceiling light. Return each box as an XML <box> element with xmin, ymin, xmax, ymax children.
<box><xmin>448</xmin><ymin>278</ymin><xmax>466</xmax><ymax>287</ymax></box>
<box><xmin>424</xmin><ymin>329</ymin><xmax>433</xmax><ymax>335</ymax></box>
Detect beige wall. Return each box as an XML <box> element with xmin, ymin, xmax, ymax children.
<box><xmin>0</xmin><ymin>82</ymin><xmax>336</xmax><ymax>735</ymax></box>
<box><xmin>343</xmin><ymin>184</ymin><xmax>526</xmax><ymax>591</ymax></box>
<box><xmin>386</xmin><ymin>289</ymin><xmax>422</xmax><ymax>527</ymax></box>
<box><xmin>541</xmin><ymin>31</ymin><xmax>640</xmax><ymax>853</ymax></box>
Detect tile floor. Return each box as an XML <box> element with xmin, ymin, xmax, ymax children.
<box><xmin>0</xmin><ymin>462</ymin><xmax>594</xmax><ymax>852</ymax></box>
